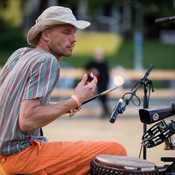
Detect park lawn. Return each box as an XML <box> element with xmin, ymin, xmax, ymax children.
<box><xmin>73</xmin><ymin>32</ymin><xmax>123</xmax><ymax>56</ymax></box>
<box><xmin>63</xmin><ymin>38</ymin><xmax>175</xmax><ymax>69</ymax></box>
<box><xmin>0</xmin><ymin>38</ymin><xmax>174</xmax><ymax>70</ymax></box>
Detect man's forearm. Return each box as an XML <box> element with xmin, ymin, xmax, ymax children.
<box><xmin>19</xmin><ymin>98</ymin><xmax>77</xmax><ymax>132</ymax></box>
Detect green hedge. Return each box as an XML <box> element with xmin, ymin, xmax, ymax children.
<box><xmin>0</xmin><ymin>18</ymin><xmax>27</xmax><ymax>65</ymax></box>
<box><xmin>0</xmin><ymin>18</ymin><xmax>27</xmax><ymax>51</ymax></box>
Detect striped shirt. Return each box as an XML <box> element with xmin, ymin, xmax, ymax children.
<box><xmin>0</xmin><ymin>47</ymin><xmax>60</xmax><ymax>156</ymax></box>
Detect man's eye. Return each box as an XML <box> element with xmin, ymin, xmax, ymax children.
<box><xmin>63</xmin><ymin>30</ymin><xmax>70</xmax><ymax>34</ymax></box>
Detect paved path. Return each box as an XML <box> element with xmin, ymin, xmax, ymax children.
<box><xmin>43</xmin><ymin>115</ymin><xmax>175</xmax><ymax>168</ymax></box>
<box><xmin>43</xmin><ymin>97</ymin><xmax>175</xmax><ymax>168</ymax></box>
<box><xmin>51</xmin><ymin>97</ymin><xmax>175</xmax><ymax>118</ymax></box>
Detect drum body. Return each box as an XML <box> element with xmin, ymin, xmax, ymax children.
<box><xmin>90</xmin><ymin>155</ymin><xmax>159</xmax><ymax>175</ymax></box>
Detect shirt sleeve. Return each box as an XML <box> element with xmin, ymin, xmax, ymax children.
<box><xmin>22</xmin><ymin>56</ymin><xmax>60</xmax><ymax>105</ymax></box>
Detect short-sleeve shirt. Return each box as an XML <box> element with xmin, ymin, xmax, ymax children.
<box><xmin>0</xmin><ymin>47</ymin><xmax>60</xmax><ymax>156</ymax></box>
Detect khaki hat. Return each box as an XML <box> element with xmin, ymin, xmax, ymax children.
<box><xmin>27</xmin><ymin>6</ymin><xmax>90</xmax><ymax>46</ymax></box>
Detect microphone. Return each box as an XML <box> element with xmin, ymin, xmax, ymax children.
<box><xmin>155</xmin><ymin>16</ymin><xmax>175</xmax><ymax>23</ymax></box>
<box><xmin>139</xmin><ymin>103</ymin><xmax>175</xmax><ymax>124</ymax></box>
<box><xmin>110</xmin><ymin>97</ymin><xmax>123</xmax><ymax>123</ymax></box>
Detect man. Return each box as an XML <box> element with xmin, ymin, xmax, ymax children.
<box><xmin>0</xmin><ymin>6</ymin><xmax>127</xmax><ymax>174</ymax></box>
<box><xmin>86</xmin><ymin>47</ymin><xmax>110</xmax><ymax>118</ymax></box>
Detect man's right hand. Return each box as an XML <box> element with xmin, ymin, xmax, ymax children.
<box><xmin>74</xmin><ymin>74</ymin><xmax>97</xmax><ymax>105</ymax></box>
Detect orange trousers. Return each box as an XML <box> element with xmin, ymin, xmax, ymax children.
<box><xmin>0</xmin><ymin>140</ymin><xmax>127</xmax><ymax>175</ymax></box>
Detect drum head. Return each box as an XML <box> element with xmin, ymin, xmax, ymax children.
<box><xmin>90</xmin><ymin>155</ymin><xmax>159</xmax><ymax>175</ymax></box>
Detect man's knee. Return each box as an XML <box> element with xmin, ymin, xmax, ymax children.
<box><xmin>107</xmin><ymin>141</ymin><xmax>127</xmax><ymax>156</ymax></box>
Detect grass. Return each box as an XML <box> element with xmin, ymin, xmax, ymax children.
<box><xmin>63</xmin><ymin>39</ymin><xmax>175</xmax><ymax>69</ymax></box>
<box><xmin>0</xmin><ymin>38</ymin><xmax>174</xmax><ymax>70</ymax></box>
<box><xmin>73</xmin><ymin>32</ymin><xmax>123</xmax><ymax>56</ymax></box>
<box><xmin>143</xmin><ymin>39</ymin><xmax>175</xmax><ymax>69</ymax></box>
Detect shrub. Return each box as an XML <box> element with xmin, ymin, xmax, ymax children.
<box><xmin>0</xmin><ymin>18</ymin><xmax>27</xmax><ymax>51</ymax></box>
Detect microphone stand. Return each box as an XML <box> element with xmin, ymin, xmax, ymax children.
<box><xmin>110</xmin><ymin>64</ymin><xmax>154</xmax><ymax>159</ymax></box>
<box><xmin>142</xmin><ymin>77</ymin><xmax>153</xmax><ymax>159</ymax></box>
<box><xmin>141</xmin><ymin>65</ymin><xmax>155</xmax><ymax>160</ymax></box>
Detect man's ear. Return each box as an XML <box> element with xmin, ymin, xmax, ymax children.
<box><xmin>41</xmin><ymin>30</ymin><xmax>49</xmax><ymax>42</ymax></box>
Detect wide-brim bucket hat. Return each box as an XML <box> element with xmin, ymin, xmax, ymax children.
<box><xmin>27</xmin><ymin>6</ymin><xmax>90</xmax><ymax>46</ymax></box>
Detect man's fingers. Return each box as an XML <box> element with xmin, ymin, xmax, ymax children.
<box><xmin>87</xmin><ymin>76</ymin><xmax>97</xmax><ymax>91</ymax></box>
<box><xmin>80</xmin><ymin>74</ymin><xmax>88</xmax><ymax>85</ymax></box>
<box><xmin>66</xmin><ymin>107</ymin><xmax>81</xmax><ymax>118</ymax></box>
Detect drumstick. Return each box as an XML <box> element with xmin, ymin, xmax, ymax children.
<box><xmin>155</xmin><ymin>16</ymin><xmax>175</xmax><ymax>23</ymax></box>
<box><xmin>66</xmin><ymin>86</ymin><xmax>119</xmax><ymax>117</ymax></box>
<box><xmin>82</xmin><ymin>86</ymin><xmax>119</xmax><ymax>105</ymax></box>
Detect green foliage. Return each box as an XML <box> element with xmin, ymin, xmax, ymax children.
<box><xmin>86</xmin><ymin>0</ymin><xmax>119</xmax><ymax>19</ymax></box>
<box><xmin>0</xmin><ymin>18</ymin><xmax>27</xmax><ymax>65</ymax></box>
<box><xmin>0</xmin><ymin>51</ymin><xmax>12</xmax><ymax>65</ymax></box>
<box><xmin>0</xmin><ymin>0</ymin><xmax>9</xmax><ymax>9</ymax></box>
<box><xmin>0</xmin><ymin>18</ymin><xmax>27</xmax><ymax>52</ymax></box>
<box><xmin>137</xmin><ymin>0</ymin><xmax>174</xmax><ymax>16</ymax></box>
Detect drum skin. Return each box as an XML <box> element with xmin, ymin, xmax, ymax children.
<box><xmin>90</xmin><ymin>155</ymin><xmax>159</xmax><ymax>175</ymax></box>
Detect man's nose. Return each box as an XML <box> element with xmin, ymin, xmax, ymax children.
<box><xmin>70</xmin><ymin>33</ymin><xmax>77</xmax><ymax>42</ymax></box>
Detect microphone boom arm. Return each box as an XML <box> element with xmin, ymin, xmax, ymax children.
<box><xmin>122</xmin><ymin>64</ymin><xmax>154</xmax><ymax>110</ymax></box>
<box><xmin>109</xmin><ymin>64</ymin><xmax>154</xmax><ymax>123</ymax></box>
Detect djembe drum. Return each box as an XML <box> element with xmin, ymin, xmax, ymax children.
<box><xmin>90</xmin><ymin>155</ymin><xmax>159</xmax><ymax>175</ymax></box>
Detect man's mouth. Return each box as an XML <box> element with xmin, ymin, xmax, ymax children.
<box><xmin>67</xmin><ymin>44</ymin><xmax>75</xmax><ymax>50</ymax></box>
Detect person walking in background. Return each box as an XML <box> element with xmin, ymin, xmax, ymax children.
<box><xmin>0</xmin><ymin>6</ymin><xmax>126</xmax><ymax>175</ymax></box>
<box><xmin>86</xmin><ymin>47</ymin><xmax>110</xmax><ymax>118</ymax></box>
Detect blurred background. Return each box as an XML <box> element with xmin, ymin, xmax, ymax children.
<box><xmin>0</xmin><ymin>0</ymin><xmax>175</xmax><ymax>69</ymax></box>
<box><xmin>0</xmin><ymin>0</ymin><xmax>175</xmax><ymax>168</ymax></box>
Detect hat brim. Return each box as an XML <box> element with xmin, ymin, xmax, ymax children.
<box><xmin>27</xmin><ymin>20</ymin><xmax>90</xmax><ymax>46</ymax></box>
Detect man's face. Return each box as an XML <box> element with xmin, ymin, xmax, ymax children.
<box><xmin>46</xmin><ymin>24</ymin><xmax>77</xmax><ymax>59</ymax></box>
